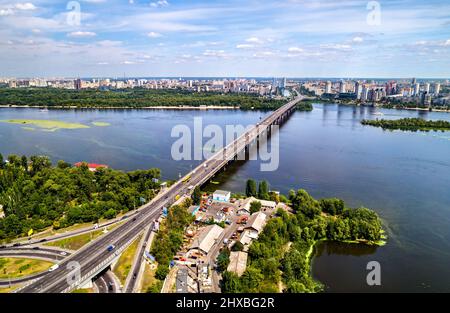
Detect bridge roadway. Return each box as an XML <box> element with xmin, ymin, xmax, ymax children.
<box><xmin>18</xmin><ymin>95</ymin><xmax>302</xmax><ymax>293</ymax></box>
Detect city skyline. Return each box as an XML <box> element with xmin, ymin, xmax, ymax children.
<box><xmin>0</xmin><ymin>0</ymin><xmax>449</xmax><ymax>78</ymax></box>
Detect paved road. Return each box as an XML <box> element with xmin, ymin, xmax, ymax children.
<box><xmin>93</xmin><ymin>270</ymin><xmax>118</xmax><ymax>293</ymax></box>
<box><xmin>123</xmin><ymin>226</ymin><xmax>154</xmax><ymax>293</ymax></box>
<box><xmin>4</xmin><ymin>211</ymin><xmax>140</xmax><ymax>249</ymax></box>
<box><xmin>18</xmin><ymin>95</ymin><xmax>302</xmax><ymax>293</ymax></box>
<box><xmin>0</xmin><ymin>248</ymin><xmax>72</xmax><ymax>287</ymax></box>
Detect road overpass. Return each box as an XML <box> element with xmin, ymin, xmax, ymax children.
<box><xmin>17</xmin><ymin>94</ymin><xmax>303</xmax><ymax>293</ymax></box>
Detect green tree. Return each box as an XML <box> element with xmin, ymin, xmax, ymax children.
<box><xmin>155</xmin><ymin>265</ymin><xmax>169</xmax><ymax>280</ymax></box>
<box><xmin>221</xmin><ymin>271</ymin><xmax>241</xmax><ymax>293</ymax></box>
<box><xmin>258</xmin><ymin>180</ymin><xmax>269</xmax><ymax>200</ymax></box>
<box><xmin>217</xmin><ymin>248</ymin><xmax>230</xmax><ymax>272</ymax></box>
<box><xmin>191</xmin><ymin>186</ymin><xmax>202</xmax><ymax>205</ymax></box>
<box><xmin>231</xmin><ymin>241</ymin><xmax>244</xmax><ymax>252</ymax></box>
<box><xmin>0</xmin><ymin>153</ymin><xmax>3</xmax><ymax>169</ymax></box>
<box><xmin>245</xmin><ymin>179</ymin><xmax>257</xmax><ymax>197</ymax></box>
<box><xmin>250</xmin><ymin>201</ymin><xmax>262</xmax><ymax>214</ymax></box>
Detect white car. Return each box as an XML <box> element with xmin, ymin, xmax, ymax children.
<box><xmin>60</xmin><ymin>251</ymin><xmax>67</xmax><ymax>256</ymax></box>
<box><xmin>49</xmin><ymin>264</ymin><xmax>60</xmax><ymax>272</ymax></box>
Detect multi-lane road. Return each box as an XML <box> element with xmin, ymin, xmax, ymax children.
<box><xmin>17</xmin><ymin>95</ymin><xmax>302</xmax><ymax>293</ymax></box>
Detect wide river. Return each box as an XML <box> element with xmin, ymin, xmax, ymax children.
<box><xmin>1</xmin><ymin>103</ymin><xmax>449</xmax><ymax>292</ymax></box>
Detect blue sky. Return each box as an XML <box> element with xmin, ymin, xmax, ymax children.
<box><xmin>0</xmin><ymin>0</ymin><xmax>449</xmax><ymax>77</ymax></box>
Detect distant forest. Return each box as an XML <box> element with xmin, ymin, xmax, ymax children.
<box><xmin>0</xmin><ymin>88</ymin><xmax>287</xmax><ymax>110</ymax></box>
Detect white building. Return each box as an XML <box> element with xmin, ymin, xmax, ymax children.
<box><xmin>434</xmin><ymin>83</ymin><xmax>441</xmax><ymax>96</ymax></box>
<box><xmin>325</xmin><ymin>81</ymin><xmax>332</xmax><ymax>94</ymax></box>
<box><xmin>213</xmin><ymin>190</ymin><xmax>231</xmax><ymax>202</ymax></box>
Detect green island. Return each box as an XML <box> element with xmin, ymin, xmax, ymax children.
<box><xmin>0</xmin><ymin>88</ymin><xmax>288</xmax><ymax>110</ymax></box>
<box><xmin>0</xmin><ymin>119</ymin><xmax>90</xmax><ymax>132</ymax></box>
<box><xmin>0</xmin><ymin>154</ymin><xmax>161</xmax><ymax>242</ymax></box>
<box><xmin>91</xmin><ymin>122</ymin><xmax>111</xmax><ymax>127</ymax></box>
<box><xmin>219</xmin><ymin>182</ymin><xmax>385</xmax><ymax>293</ymax></box>
<box><xmin>361</xmin><ymin>118</ymin><xmax>450</xmax><ymax>132</ymax></box>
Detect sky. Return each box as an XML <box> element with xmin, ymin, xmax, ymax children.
<box><xmin>0</xmin><ymin>0</ymin><xmax>449</xmax><ymax>78</ymax></box>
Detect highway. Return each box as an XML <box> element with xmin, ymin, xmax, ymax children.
<box><xmin>18</xmin><ymin>95</ymin><xmax>302</xmax><ymax>293</ymax></box>
<box><xmin>123</xmin><ymin>226</ymin><xmax>154</xmax><ymax>293</ymax></box>
<box><xmin>4</xmin><ymin>210</ymin><xmax>139</xmax><ymax>248</ymax></box>
<box><xmin>0</xmin><ymin>248</ymin><xmax>71</xmax><ymax>287</ymax></box>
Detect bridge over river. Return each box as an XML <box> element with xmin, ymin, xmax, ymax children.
<box><xmin>17</xmin><ymin>94</ymin><xmax>304</xmax><ymax>293</ymax></box>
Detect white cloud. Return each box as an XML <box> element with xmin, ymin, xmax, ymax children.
<box><xmin>320</xmin><ymin>43</ymin><xmax>352</xmax><ymax>51</ymax></box>
<box><xmin>0</xmin><ymin>8</ymin><xmax>14</xmax><ymax>16</ymax></box>
<box><xmin>14</xmin><ymin>2</ymin><xmax>36</xmax><ymax>11</ymax></box>
<box><xmin>15</xmin><ymin>3</ymin><xmax>36</xmax><ymax>10</ymax></box>
<box><xmin>236</xmin><ymin>44</ymin><xmax>254</xmax><ymax>49</ymax></box>
<box><xmin>202</xmin><ymin>49</ymin><xmax>228</xmax><ymax>58</ymax></box>
<box><xmin>246</xmin><ymin>37</ymin><xmax>263</xmax><ymax>44</ymax></box>
<box><xmin>150</xmin><ymin>0</ymin><xmax>169</xmax><ymax>8</ymax></box>
<box><xmin>352</xmin><ymin>36</ymin><xmax>363</xmax><ymax>43</ymax></box>
<box><xmin>122</xmin><ymin>60</ymin><xmax>136</xmax><ymax>65</ymax></box>
<box><xmin>288</xmin><ymin>47</ymin><xmax>304</xmax><ymax>53</ymax></box>
<box><xmin>147</xmin><ymin>31</ymin><xmax>163</xmax><ymax>38</ymax></box>
<box><xmin>67</xmin><ymin>31</ymin><xmax>97</xmax><ymax>37</ymax></box>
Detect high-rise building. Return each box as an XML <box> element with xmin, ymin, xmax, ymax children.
<box><xmin>74</xmin><ymin>78</ymin><xmax>82</xmax><ymax>90</ymax></box>
<box><xmin>355</xmin><ymin>81</ymin><xmax>362</xmax><ymax>99</ymax></box>
<box><xmin>325</xmin><ymin>81</ymin><xmax>332</xmax><ymax>94</ymax></box>
<box><xmin>434</xmin><ymin>83</ymin><xmax>441</xmax><ymax>96</ymax></box>
<box><xmin>412</xmin><ymin>77</ymin><xmax>417</xmax><ymax>85</ymax></box>
<box><xmin>424</xmin><ymin>83</ymin><xmax>430</xmax><ymax>94</ymax></box>
<box><xmin>339</xmin><ymin>80</ymin><xmax>345</xmax><ymax>93</ymax></box>
<box><xmin>361</xmin><ymin>85</ymin><xmax>369</xmax><ymax>101</ymax></box>
<box><xmin>413</xmin><ymin>83</ymin><xmax>420</xmax><ymax>96</ymax></box>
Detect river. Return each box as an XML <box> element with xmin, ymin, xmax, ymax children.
<box><xmin>0</xmin><ymin>103</ymin><xmax>449</xmax><ymax>292</ymax></box>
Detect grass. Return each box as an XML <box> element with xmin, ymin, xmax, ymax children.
<box><xmin>113</xmin><ymin>235</ymin><xmax>142</xmax><ymax>285</ymax></box>
<box><xmin>0</xmin><ymin>258</ymin><xmax>54</xmax><ymax>279</ymax></box>
<box><xmin>0</xmin><ymin>119</ymin><xmax>90</xmax><ymax>131</ymax></box>
<box><xmin>0</xmin><ymin>285</ymin><xmax>21</xmax><ymax>293</ymax></box>
<box><xmin>71</xmin><ymin>288</ymin><xmax>94</xmax><ymax>293</ymax></box>
<box><xmin>44</xmin><ymin>223</ymin><xmax>121</xmax><ymax>250</ymax></box>
<box><xmin>140</xmin><ymin>261</ymin><xmax>158</xmax><ymax>293</ymax></box>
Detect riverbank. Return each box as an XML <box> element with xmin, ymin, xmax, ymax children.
<box><xmin>0</xmin><ymin>104</ymin><xmax>240</xmax><ymax>110</ymax></box>
<box><xmin>361</xmin><ymin>118</ymin><xmax>450</xmax><ymax>132</ymax></box>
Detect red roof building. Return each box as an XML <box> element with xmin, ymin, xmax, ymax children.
<box><xmin>74</xmin><ymin>162</ymin><xmax>108</xmax><ymax>172</ymax></box>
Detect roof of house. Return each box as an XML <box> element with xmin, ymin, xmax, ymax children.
<box><xmin>240</xmin><ymin>197</ymin><xmax>276</xmax><ymax>212</ymax></box>
<box><xmin>74</xmin><ymin>162</ymin><xmax>108</xmax><ymax>169</ymax></box>
<box><xmin>227</xmin><ymin>252</ymin><xmax>248</xmax><ymax>277</ymax></box>
<box><xmin>213</xmin><ymin>190</ymin><xmax>231</xmax><ymax>196</ymax></box>
<box><xmin>244</xmin><ymin>211</ymin><xmax>267</xmax><ymax>233</ymax></box>
<box><xmin>189</xmin><ymin>224</ymin><xmax>224</xmax><ymax>254</ymax></box>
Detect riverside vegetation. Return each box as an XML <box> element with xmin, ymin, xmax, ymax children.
<box><xmin>0</xmin><ymin>88</ymin><xmax>287</xmax><ymax>110</ymax></box>
<box><xmin>220</xmin><ymin>180</ymin><xmax>385</xmax><ymax>293</ymax></box>
<box><xmin>0</xmin><ymin>154</ymin><xmax>161</xmax><ymax>242</ymax></box>
<box><xmin>361</xmin><ymin>118</ymin><xmax>450</xmax><ymax>132</ymax></box>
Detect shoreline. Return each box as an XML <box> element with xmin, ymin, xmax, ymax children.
<box><xmin>0</xmin><ymin>105</ymin><xmax>240</xmax><ymax>110</ymax></box>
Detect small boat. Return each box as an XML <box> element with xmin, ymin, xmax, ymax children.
<box><xmin>39</xmin><ymin>108</ymin><xmax>49</xmax><ymax>112</ymax></box>
<box><xmin>372</xmin><ymin>112</ymin><xmax>384</xmax><ymax>116</ymax></box>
